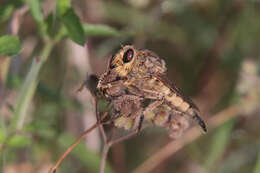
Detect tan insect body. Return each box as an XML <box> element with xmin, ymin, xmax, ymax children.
<box><xmin>97</xmin><ymin>45</ymin><xmax>207</xmax><ymax>138</ymax></box>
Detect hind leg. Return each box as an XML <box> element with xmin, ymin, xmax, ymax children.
<box><xmin>136</xmin><ymin>114</ymin><xmax>144</xmax><ymax>132</ymax></box>
<box><xmin>143</xmin><ymin>100</ymin><xmax>164</xmax><ymax>120</ymax></box>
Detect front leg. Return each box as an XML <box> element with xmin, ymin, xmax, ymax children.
<box><xmin>113</xmin><ymin>95</ymin><xmax>143</xmax><ymax>130</ymax></box>
<box><xmin>136</xmin><ymin>114</ymin><xmax>144</xmax><ymax>132</ymax></box>
<box><xmin>99</xmin><ymin>80</ymin><xmax>127</xmax><ymax>98</ymax></box>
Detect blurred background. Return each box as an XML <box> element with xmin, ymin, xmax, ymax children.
<box><xmin>0</xmin><ymin>0</ymin><xmax>260</xmax><ymax>173</ymax></box>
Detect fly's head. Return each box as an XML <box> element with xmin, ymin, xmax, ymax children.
<box><xmin>109</xmin><ymin>45</ymin><xmax>138</xmax><ymax>77</ymax></box>
<box><xmin>109</xmin><ymin>45</ymin><xmax>167</xmax><ymax>77</ymax></box>
<box><xmin>97</xmin><ymin>45</ymin><xmax>167</xmax><ymax>98</ymax></box>
<box><xmin>99</xmin><ymin>45</ymin><xmax>167</xmax><ymax>84</ymax></box>
<box><xmin>97</xmin><ymin>45</ymin><xmax>137</xmax><ymax>97</ymax></box>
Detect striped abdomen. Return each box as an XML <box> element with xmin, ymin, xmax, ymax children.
<box><xmin>162</xmin><ymin>84</ymin><xmax>207</xmax><ymax>132</ymax></box>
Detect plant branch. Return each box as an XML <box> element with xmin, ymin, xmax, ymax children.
<box><xmin>11</xmin><ymin>43</ymin><xmax>53</xmax><ymax>131</ymax></box>
<box><xmin>99</xmin><ymin>123</ymin><xmax>151</xmax><ymax>173</ymax></box>
<box><xmin>48</xmin><ymin>113</ymin><xmax>108</xmax><ymax>173</ymax></box>
<box><xmin>93</xmin><ymin>97</ymin><xmax>108</xmax><ymax>143</ymax></box>
<box><xmin>109</xmin><ymin>124</ymin><xmax>152</xmax><ymax>146</ymax></box>
<box><xmin>99</xmin><ymin>144</ymin><xmax>111</xmax><ymax>173</ymax></box>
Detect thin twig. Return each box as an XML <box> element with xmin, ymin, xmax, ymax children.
<box><xmin>132</xmin><ymin>105</ymin><xmax>240</xmax><ymax>173</ymax></box>
<box><xmin>99</xmin><ymin>129</ymin><xmax>138</xmax><ymax>173</ymax></box>
<box><xmin>99</xmin><ymin>144</ymin><xmax>111</xmax><ymax>173</ymax></box>
<box><xmin>99</xmin><ymin>124</ymin><xmax>151</xmax><ymax>173</ymax></box>
<box><xmin>48</xmin><ymin>113</ymin><xmax>108</xmax><ymax>173</ymax></box>
<box><xmin>93</xmin><ymin>97</ymin><xmax>108</xmax><ymax>143</ymax></box>
<box><xmin>79</xmin><ymin>86</ymin><xmax>152</xmax><ymax>173</ymax></box>
<box><xmin>109</xmin><ymin>124</ymin><xmax>152</xmax><ymax>146</ymax></box>
<box><xmin>94</xmin><ymin>95</ymin><xmax>109</xmax><ymax>173</ymax></box>
<box><xmin>109</xmin><ymin>131</ymin><xmax>138</xmax><ymax>146</ymax></box>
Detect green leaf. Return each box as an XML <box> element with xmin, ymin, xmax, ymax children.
<box><xmin>56</xmin><ymin>0</ymin><xmax>71</xmax><ymax>16</ymax></box>
<box><xmin>83</xmin><ymin>24</ymin><xmax>120</xmax><ymax>37</ymax></box>
<box><xmin>0</xmin><ymin>5</ymin><xmax>14</xmax><ymax>23</ymax></box>
<box><xmin>0</xmin><ymin>129</ymin><xmax>7</xmax><ymax>143</ymax></box>
<box><xmin>27</xmin><ymin>0</ymin><xmax>43</xmax><ymax>23</ymax></box>
<box><xmin>7</xmin><ymin>135</ymin><xmax>31</xmax><ymax>148</ymax></box>
<box><xmin>58</xmin><ymin>134</ymin><xmax>114</xmax><ymax>173</ymax></box>
<box><xmin>56</xmin><ymin>0</ymin><xmax>85</xmax><ymax>45</ymax></box>
<box><xmin>0</xmin><ymin>35</ymin><xmax>22</xmax><ymax>56</ymax></box>
<box><xmin>27</xmin><ymin>0</ymin><xmax>48</xmax><ymax>39</ymax></box>
<box><xmin>61</xmin><ymin>8</ymin><xmax>85</xmax><ymax>45</ymax></box>
<box><xmin>204</xmin><ymin>119</ymin><xmax>235</xmax><ymax>170</ymax></box>
<box><xmin>45</xmin><ymin>13</ymin><xmax>55</xmax><ymax>36</ymax></box>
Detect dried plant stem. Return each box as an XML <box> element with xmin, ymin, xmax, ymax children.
<box><xmin>99</xmin><ymin>133</ymin><xmax>138</xmax><ymax>173</ymax></box>
<box><xmin>99</xmin><ymin>124</ymin><xmax>151</xmax><ymax>173</ymax></box>
<box><xmin>99</xmin><ymin>144</ymin><xmax>111</xmax><ymax>173</ymax></box>
<box><xmin>93</xmin><ymin>97</ymin><xmax>108</xmax><ymax>143</ymax></box>
<box><xmin>93</xmin><ymin>97</ymin><xmax>110</xmax><ymax>173</ymax></box>
<box><xmin>99</xmin><ymin>131</ymin><xmax>138</xmax><ymax>173</ymax></box>
<box><xmin>48</xmin><ymin>122</ymin><xmax>99</xmax><ymax>173</ymax></box>
<box><xmin>109</xmin><ymin>124</ymin><xmax>152</xmax><ymax>147</ymax></box>
<box><xmin>132</xmin><ymin>105</ymin><xmax>240</xmax><ymax>173</ymax></box>
<box><xmin>48</xmin><ymin>113</ymin><xmax>108</xmax><ymax>173</ymax></box>
<box><xmin>48</xmin><ymin>95</ymin><xmax>149</xmax><ymax>173</ymax></box>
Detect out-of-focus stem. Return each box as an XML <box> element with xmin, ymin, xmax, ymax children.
<box><xmin>48</xmin><ymin>121</ymin><xmax>101</xmax><ymax>173</ymax></box>
<box><xmin>10</xmin><ymin>26</ymin><xmax>65</xmax><ymax>131</ymax></box>
<box><xmin>99</xmin><ymin>144</ymin><xmax>110</xmax><ymax>173</ymax></box>
<box><xmin>253</xmin><ymin>151</ymin><xmax>260</xmax><ymax>173</ymax></box>
<box><xmin>11</xmin><ymin>43</ymin><xmax>53</xmax><ymax>130</ymax></box>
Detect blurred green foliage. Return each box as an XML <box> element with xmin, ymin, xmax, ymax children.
<box><xmin>0</xmin><ymin>0</ymin><xmax>260</xmax><ymax>173</ymax></box>
<box><xmin>0</xmin><ymin>35</ymin><xmax>21</xmax><ymax>56</ymax></box>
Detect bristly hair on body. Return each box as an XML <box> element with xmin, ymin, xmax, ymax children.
<box><xmin>97</xmin><ymin>45</ymin><xmax>207</xmax><ymax>138</ymax></box>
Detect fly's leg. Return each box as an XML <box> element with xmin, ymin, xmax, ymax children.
<box><xmin>143</xmin><ymin>100</ymin><xmax>164</xmax><ymax>121</ymax></box>
<box><xmin>141</xmin><ymin>89</ymin><xmax>163</xmax><ymax>100</ymax></box>
<box><xmin>190</xmin><ymin>111</ymin><xmax>207</xmax><ymax>132</ymax></box>
<box><xmin>113</xmin><ymin>95</ymin><xmax>144</xmax><ymax>131</ymax></box>
<box><xmin>136</xmin><ymin>114</ymin><xmax>144</xmax><ymax>132</ymax></box>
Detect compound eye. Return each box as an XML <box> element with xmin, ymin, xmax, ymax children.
<box><xmin>123</xmin><ymin>49</ymin><xmax>134</xmax><ymax>63</ymax></box>
<box><xmin>110</xmin><ymin>64</ymin><xmax>116</xmax><ymax>69</ymax></box>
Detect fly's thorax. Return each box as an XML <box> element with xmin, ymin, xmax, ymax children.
<box><xmin>144</xmin><ymin>57</ymin><xmax>166</xmax><ymax>74</ymax></box>
<box><xmin>107</xmin><ymin>84</ymin><xmax>126</xmax><ymax>98</ymax></box>
<box><xmin>139</xmin><ymin>50</ymin><xmax>167</xmax><ymax>74</ymax></box>
<box><xmin>127</xmin><ymin>49</ymin><xmax>167</xmax><ymax>77</ymax></box>
<box><xmin>132</xmin><ymin>77</ymin><xmax>169</xmax><ymax>96</ymax></box>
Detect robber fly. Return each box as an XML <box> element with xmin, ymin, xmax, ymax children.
<box><xmin>97</xmin><ymin>45</ymin><xmax>206</xmax><ymax>138</ymax></box>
